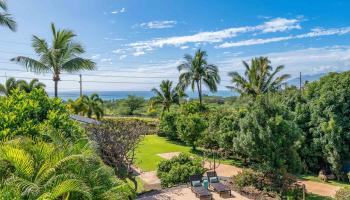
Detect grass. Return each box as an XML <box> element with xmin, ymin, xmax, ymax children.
<box><xmin>134</xmin><ymin>135</ymin><xmax>193</xmax><ymax>171</ymax></box>
<box><xmin>306</xmin><ymin>193</ymin><xmax>333</xmax><ymax>200</ymax></box>
<box><xmin>134</xmin><ymin>135</ymin><xmax>244</xmax><ymax>172</ymax></box>
<box><xmin>300</xmin><ymin>175</ymin><xmax>350</xmax><ymax>188</ymax></box>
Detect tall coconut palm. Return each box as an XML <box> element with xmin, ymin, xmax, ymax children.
<box><xmin>11</xmin><ymin>23</ymin><xmax>96</xmax><ymax>97</ymax></box>
<box><xmin>79</xmin><ymin>93</ymin><xmax>104</xmax><ymax>119</ymax></box>
<box><xmin>0</xmin><ymin>0</ymin><xmax>16</xmax><ymax>31</ymax></box>
<box><xmin>151</xmin><ymin>80</ymin><xmax>180</xmax><ymax>113</ymax></box>
<box><xmin>227</xmin><ymin>57</ymin><xmax>290</xmax><ymax>96</ymax></box>
<box><xmin>0</xmin><ymin>77</ymin><xmax>18</xmax><ymax>96</ymax></box>
<box><xmin>16</xmin><ymin>78</ymin><xmax>46</xmax><ymax>93</ymax></box>
<box><xmin>177</xmin><ymin>49</ymin><xmax>220</xmax><ymax>105</ymax></box>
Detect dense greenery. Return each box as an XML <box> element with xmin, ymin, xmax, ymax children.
<box><xmin>68</xmin><ymin>93</ymin><xmax>104</xmax><ymax>119</ymax></box>
<box><xmin>0</xmin><ymin>77</ymin><xmax>45</xmax><ymax>96</ymax></box>
<box><xmin>157</xmin><ymin>153</ymin><xmax>205</xmax><ymax>188</ymax></box>
<box><xmin>158</xmin><ymin>101</ymin><xmax>207</xmax><ymax>149</ymax></box>
<box><xmin>0</xmin><ymin>89</ymin><xmax>134</xmax><ymax>199</ymax></box>
<box><xmin>231</xmin><ymin>169</ymin><xmax>303</xmax><ymax>199</ymax></box>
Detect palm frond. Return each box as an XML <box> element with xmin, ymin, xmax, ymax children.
<box><xmin>0</xmin><ymin>13</ymin><xmax>16</xmax><ymax>31</ymax></box>
<box><xmin>0</xmin><ymin>146</ymin><xmax>34</xmax><ymax>179</ymax></box>
<box><xmin>0</xmin><ymin>0</ymin><xmax>8</xmax><ymax>11</ymax></box>
<box><xmin>32</xmin><ymin>36</ymin><xmax>49</xmax><ymax>55</ymax></box>
<box><xmin>11</xmin><ymin>56</ymin><xmax>50</xmax><ymax>73</ymax></box>
<box><xmin>39</xmin><ymin>179</ymin><xmax>92</xmax><ymax>200</ymax></box>
<box><xmin>62</xmin><ymin>57</ymin><xmax>96</xmax><ymax>72</ymax></box>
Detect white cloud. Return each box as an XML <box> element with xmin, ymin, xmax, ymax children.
<box><xmin>104</xmin><ymin>37</ymin><xmax>124</xmax><ymax>41</ymax></box>
<box><xmin>180</xmin><ymin>45</ymin><xmax>189</xmax><ymax>49</ymax></box>
<box><xmin>112</xmin><ymin>49</ymin><xmax>126</xmax><ymax>54</ymax></box>
<box><xmin>91</xmin><ymin>54</ymin><xmax>101</xmax><ymax>59</ymax></box>
<box><xmin>111</xmin><ymin>8</ymin><xmax>126</xmax><ymax>14</ymax></box>
<box><xmin>100</xmin><ymin>58</ymin><xmax>112</xmax><ymax>63</ymax></box>
<box><xmin>119</xmin><ymin>55</ymin><xmax>127</xmax><ymax>60</ymax></box>
<box><xmin>133</xmin><ymin>51</ymin><xmax>146</xmax><ymax>56</ymax></box>
<box><xmin>139</xmin><ymin>20</ymin><xmax>177</xmax><ymax>29</ymax></box>
<box><xmin>218</xmin><ymin>46</ymin><xmax>350</xmax><ymax>79</ymax></box>
<box><xmin>218</xmin><ymin>27</ymin><xmax>350</xmax><ymax>48</ymax></box>
<box><xmin>127</xmin><ymin>17</ymin><xmax>301</xmax><ymax>55</ymax></box>
<box><xmin>258</xmin><ymin>17</ymin><xmax>301</xmax><ymax>33</ymax></box>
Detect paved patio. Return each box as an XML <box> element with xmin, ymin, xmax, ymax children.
<box><xmin>137</xmin><ymin>185</ymin><xmax>249</xmax><ymax>200</ymax></box>
<box><xmin>137</xmin><ymin>151</ymin><xmax>341</xmax><ymax>198</ymax></box>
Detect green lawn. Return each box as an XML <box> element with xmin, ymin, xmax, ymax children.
<box><xmin>134</xmin><ymin>135</ymin><xmax>194</xmax><ymax>171</ymax></box>
<box><xmin>306</xmin><ymin>193</ymin><xmax>332</xmax><ymax>200</ymax></box>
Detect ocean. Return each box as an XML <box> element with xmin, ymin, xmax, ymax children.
<box><xmin>50</xmin><ymin>90</ymin><xmax>237</xmax><ymax>101</ymax></box>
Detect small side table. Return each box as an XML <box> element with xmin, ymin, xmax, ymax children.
<box><xmin>202</xmin><ymin>179</ymin><xmax>209</xmax><ymax>190</ymax></box>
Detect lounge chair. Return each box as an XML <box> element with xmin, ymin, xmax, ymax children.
<box><xmin>189</xmin><ymin>175</ymin><xmax>212</xmax><ymax>200</ymax></box>
<box><xmin>207</xmin><ymin>171</ymin><xmax>232</xmax><ymax>197</ymax></box>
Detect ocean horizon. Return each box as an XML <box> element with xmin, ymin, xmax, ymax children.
<box><xmin>49</xmin><ymin>90</ymin><xmax>237</xmax><ymax>101</ymax></box>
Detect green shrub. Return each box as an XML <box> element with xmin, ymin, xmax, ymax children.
<box><xmin>335</xmin><ymin>188</ymin><xmax>350</xmax><ymax>200</ymax></box>
<box><xmin>231</xmin><ymin>169</ymin><xmax>263</xmax><ymax>191</ymax></box>
<box><xmin>157</xmin><ymin>153</ymin><xmax>205</xmax><ymax>188</ymax></box>
<box><xmin>159</xmin><ymin>111</ymin><xmax>178</xmax><ymax>139</ymax></box>
<box><xmin>232</xmin><ymin>169</ymin><xmax>300</xmax><ymax>198</ymax></box>
<box><xmin>111</xmin><ymin>117</ymin><xmax>159</xmax><ymax>135</ymax></box>
<box><xmin>0</xmin><ymin>89</ymin><xmax>80</xmax><ymax>140</ymax></box>
<box><xmin>176</xmin><ymin>113</ymin><xmax>207</xmax><ymax>149</ymax></box>
<box><xmin>180</xmin><ymin>101</ymin><xmax>207</xmax><ymax>114</ymax></box>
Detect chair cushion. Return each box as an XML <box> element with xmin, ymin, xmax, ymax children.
<box><xmin>209</xmin><ymin>177</ymin><xmax>219</xmax><ymax>183</ymax></box>
<box><xmin>192</xmin><ymin>180</ymin><xmax>202</xmax><ymax>187</ymax></box>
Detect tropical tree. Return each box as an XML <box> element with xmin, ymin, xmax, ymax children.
<box><xmin>16</xmin><ymin>78</ymin><xmax>46</xmax><ymax>93</ymax></box>
<box><xmin>11</xmin><ymin>23</ymin><xmax>96</xmax><ymax>97</ymax></box>
<box><xmin>177</xmin><ymin>49</ymin><xmax>220</xmax><ymax>105</ymax></box>
<box><xmin>0</xmin><ymin>0</ymin><xmax>16</xmax><ymax>31</ymax></box>
<box><xmin>0</xmin><ymin>77</ymin><xmax>18</xmax><ymax>96</ymax></box>
<box><xmin>227</xmin><ymin>57</ymin><xmax>290</xmax><ymax>96</ymax></box>
<box><xmin>81</xmin><ymin>93</ymin><xmax>104</xmax><ymax>119</ymax></box>
<box><xmin>0</xmin><ymin>137</ymin><xmax>134</xmax><ymax>199</ymax></box>
<box><xmin>122</xmin><ymin>95</ymin><xmax>145</xmax><ymax>115</ymax></box>
<box><xmin>151</xmin><ymin>80</ymin><xmax>180</xmax><ymax>113</ymax></box>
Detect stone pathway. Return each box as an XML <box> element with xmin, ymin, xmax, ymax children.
<box><xmin>138</xmin><ymin>152</ymin><xmax>342</xmax><ymax>198</ymax></box>
<box><xmin>299</xmin><ymin>180</ymin><xmax>340</xmax><ymax>197</ymax></box>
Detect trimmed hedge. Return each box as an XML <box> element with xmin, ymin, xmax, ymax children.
<box><xmin>107</xmin><ymin>117</ymin><xmax>159</xmax><ymax>135</ymax></box>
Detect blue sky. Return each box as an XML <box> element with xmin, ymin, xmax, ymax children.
<box><xmin>1</xmin><ymin>0</ymin><xmax>350</xmax><ymax>92</ymax></box>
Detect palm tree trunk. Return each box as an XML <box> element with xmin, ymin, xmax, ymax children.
<box><xmin>197</xmin><ymin>80</ymin><xmax>202</xmax><ymax>105</ymax></box>
<box><xmin>54</xmin><ymin>79</ymin><xmax>58</xmax><ymax>97</ymax></box>
<box><xmin>53</xmin><ymin>74</ymin><xmax>60</xmax><ymax>97</ymax></box>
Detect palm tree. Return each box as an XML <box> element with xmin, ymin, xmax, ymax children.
<box><xmin>0</xmin><ymin>137</ymin><xmax>133</xmax><ymax>199</ymax></box>
<box><xmin>227</xmin><ymin>57</ymin><xmax>290</xmax><ymax>96</ymax></box>
<box><xmin>16</xmin><ymin>78</ymin><xmax>46</xmax><ymax>93</ymax></box>
<box><xmin>81</xmin><ymin>94</ymin><xmax>104</xmax><ymax>119</ymax></box>
<box><xmin>0</xmin><ymin>77</ymin><xmax>18</xmax><ymax>96</ymax></box>
<box><xmin>11</xmin><ymin>23</ymin><xmax>96</xmax><ymax>97</ymax></box>
<box><xmin>151</xmin><ymin>80</ymin><xmax>180</xmax><ymax>113</ymax></box>
<box><xmin>177</xmin><ymin>49</ymin><xmax>220</xmax><ymax>105</ymax></box>
<box><xmin>0</xmin><ymin>0</ymin><xmax>16</xmax><ymax>31</ymax></box>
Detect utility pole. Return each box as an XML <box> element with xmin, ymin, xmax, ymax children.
<box><xmin>79</xmin><ymin>74</ymin><xmax>82</xmax><ymax>97</ymax></box>
<box><xmin>299</xmin><ymin>72</ymin><xmax>302</xmax><ymax>91</ymax></box>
